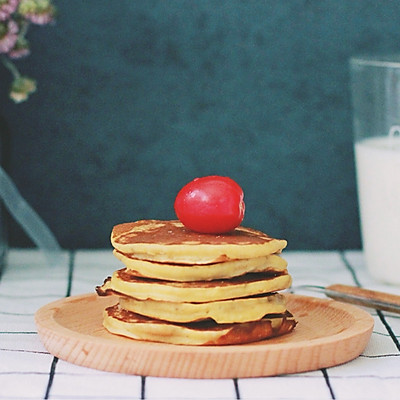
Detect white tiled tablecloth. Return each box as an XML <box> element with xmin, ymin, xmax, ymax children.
<box><xmin>1</xmin><ymin>249</ymin><xmax>400</xmax><ymax>400</ymax></box>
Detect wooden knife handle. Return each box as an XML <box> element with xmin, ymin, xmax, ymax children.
<box><xmin>326</xmin><ymin>284</ymin><xmax>400</xmax><ymax>313</ymax></box>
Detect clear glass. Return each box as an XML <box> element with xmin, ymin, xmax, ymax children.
<box><xmin>350</xmin><ymin>55</ymin><xmax>400</xmax><ymax>284</ymax></box>
<box><xmin>0</xmin><ymin>205</ymin><xmax>6</xmax><ymax>275</ymax></box>
<box><xmin>0</xmin><ymin>134</ymin><xmax>7</xmax><ymax>275</ymax></box>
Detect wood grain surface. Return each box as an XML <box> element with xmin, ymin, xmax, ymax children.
<box><xmin>35</xmin><ymin>293</ymin><xmax>374</xmax><ymax>379</ymax></box>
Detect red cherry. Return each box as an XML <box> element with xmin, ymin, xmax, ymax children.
<box><xmin>174</xmin><ymin>176</ymin><xmax>245</xmax><ymax>234</ymax></box>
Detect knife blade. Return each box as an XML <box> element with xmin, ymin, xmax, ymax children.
<box><xmin>293</xmin><ymin>283</ymin><xmax>400</xmax><ymax>314</ymax></box>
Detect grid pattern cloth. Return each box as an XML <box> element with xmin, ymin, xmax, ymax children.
<box><xmin>1</xmin><ymin>249</ymin><xmax>400</xmax><ymax>400</ymax></box>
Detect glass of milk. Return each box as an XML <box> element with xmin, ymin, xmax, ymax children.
<box><xmin>350</xmin><ymin>55</ymin><xmax>400</xmax><ymax>284</ymax></box>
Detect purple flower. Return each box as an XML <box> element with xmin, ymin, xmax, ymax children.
<box><xmin>1</xmin><ymin>0</ymin><xmax>56</xmax><ymax>102</ymax></box>
<box><xmin>24</xmin><ymin>11</ymin><xmax>53</xmax><ymax>25</ymax></box>
<box><xmin>0</xmin><ymin>0</ymin><xmax>19</xmax><ymax>21</ymax></box>
<box><xmin>18</xmin><ymin>0</ymin><xmax>55</xmax><ymax>25</ymax></box>
<box><xmin>8</xmin><ymin>36</ymin><xmax>30</xmax><ymax>58</ymax></box>
<box><xmin>0</xmin><ymin>19</ymin><xmax>18</xmax><ymax>53</ymax></box>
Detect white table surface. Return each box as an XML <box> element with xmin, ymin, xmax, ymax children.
<box><xmin>1</xmin><ymin>249</ymin><xmax>400</xmax><ymax>400</ymax></box>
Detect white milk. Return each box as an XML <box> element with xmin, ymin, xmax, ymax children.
<box><xmin>355</xmin><ymin>135</ymin><xmax>400</xmax><ymax>284</ymax></box>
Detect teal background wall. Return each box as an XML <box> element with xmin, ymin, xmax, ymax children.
<box><xmin>1</xmin><ymin>1</ymin><xmax>399</xmax><ymax>250</ymax></box>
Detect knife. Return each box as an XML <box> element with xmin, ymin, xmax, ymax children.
<box><xmin>293</xmin><ymin>284</ymin><xmax>400</xmax><ymax>314</ymax></box>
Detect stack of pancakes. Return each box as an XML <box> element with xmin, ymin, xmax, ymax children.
<box><xmin>96</xmin><ymin>220</ymin><xmax>296</xmax><ymax>346</ymax></box>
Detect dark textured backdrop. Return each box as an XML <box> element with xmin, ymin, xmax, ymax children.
<box><xmin>1</xmin><ymin>0</ymin><xmax>399</xmax><ymax>250</ymax></box>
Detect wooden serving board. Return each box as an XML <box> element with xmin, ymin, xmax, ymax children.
<box><xmin>35</xmin><ymin>293</ymin><xmax>374</xmax><ymax>379</ymax></box>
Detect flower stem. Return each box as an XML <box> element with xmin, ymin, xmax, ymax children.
<box><xmin>1</xmin><ymin>55</ymin><xmax>21</xmax><ymax>79</ymax></box>
<box><xmin>19</xmin><ymin>20</ymin><xmax>30</xmax><ymax>38</ymax></box>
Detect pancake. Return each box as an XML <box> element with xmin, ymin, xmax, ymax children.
<box><xmin>103</xmin><ymin>304</ymin><xmax>296</xmax><ymax>345</ymax></box>
<box><xmin>118</xmin><ymin>292</ymin><xmax>287</xmax><ymax>323</ymax></box>
<box><xmin>111</xmin><ymin>220</ymin><xmax>287</xmax><ymax>264</ymax></box>
<box><xmin>114</xmin><ymin>250</ymin><xmax>288</xmax><ymax>282</ymax></box>
<box><xmin>96</xmin><ymin>269</ymin><xmax>292</xmax><ymax>303</ymax></box>
<box><xmin>98</xmin><ymin>219</ymin><xmax>295</xmax><ymax>346</ymax></box>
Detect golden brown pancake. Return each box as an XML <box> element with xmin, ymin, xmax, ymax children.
<box><xmin>98</xmin><ymin>219</ymin><xmax>295</xmax><ymax>346</ymax></box>
<box><xmin>103</xmin><ymin>304</ymin><xmax>296</xmax><ymax>345</ymax></box>
<box><xmin>114</xmin><ymin>250</ymin><xmax>288</xmax><ymax>282</ymax></box>
<box><xmin>111</xmin><ymin>220</ymin><xmax>287</xmax><ymax>264</ymax></box>
<box><xmin>118</xmin><ymin>292</ymin><xmax>287</xmax><ymax>323</ymax></box>
<box><xmin>96</xmin><ymin>269</ymin><xmax>292</xmax><ymax>303</ymax></box>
